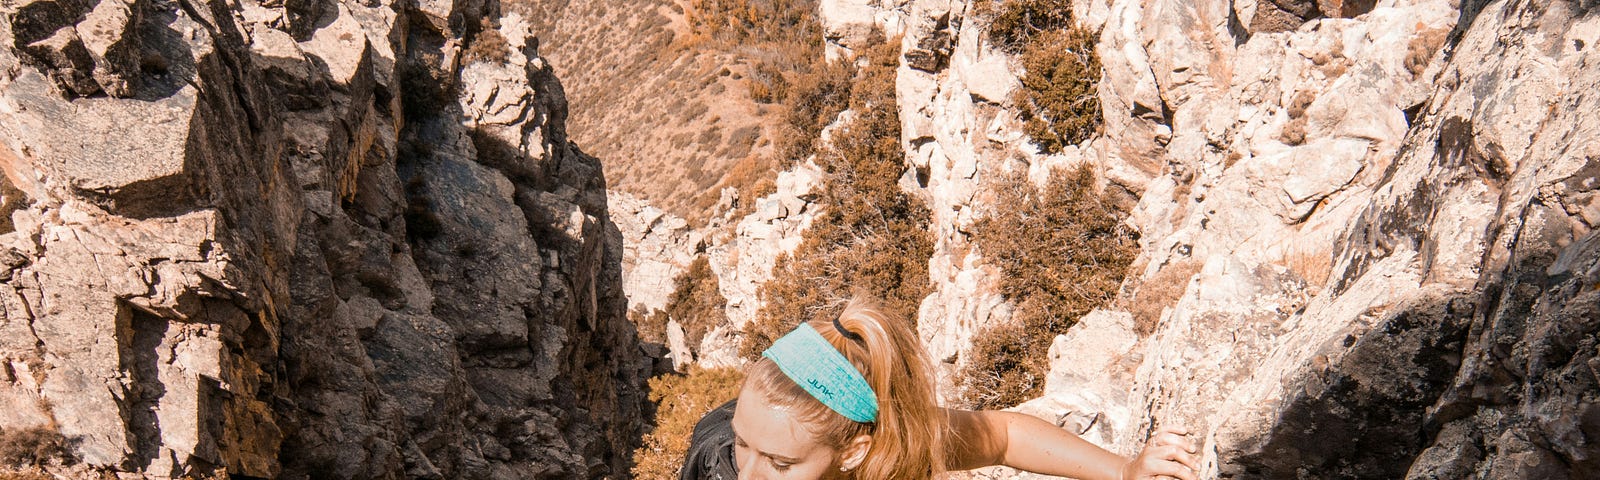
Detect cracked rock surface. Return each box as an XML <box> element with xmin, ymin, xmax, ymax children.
<box><xmin>0</xmin><ymin>0</ymin><xmax>649</xmax><ymax>478</ymax></box>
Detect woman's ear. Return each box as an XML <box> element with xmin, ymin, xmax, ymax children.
<box><xmin>840</xmin><ymin>434</ymin><xmax>873</xmax><ymax>471</ymax></box>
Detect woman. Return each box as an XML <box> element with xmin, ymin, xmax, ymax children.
<box><xmin>680</xmin><ymin>297</ymin><xmax>1199</xmax><ymax>480</ymax></box>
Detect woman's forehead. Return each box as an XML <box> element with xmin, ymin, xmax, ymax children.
<box><xmin>732</xmin><ymin>383</ymin><xmax>828</xmax><ymax>460</ymax></box>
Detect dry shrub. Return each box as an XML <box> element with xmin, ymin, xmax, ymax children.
<box><xmin>1281</xmin><ymin>90</ymin><xmax>1316</xmax><ymax>145</ymax></box>
<box><xmin>667</xmin><ymin>256</ymin><xmax>727</xmax><ymax>348</ymax></box>
<box><xmin>0</xmin><ymin>469</ymin><xmax>51</xmax><ymax>480</ymax></box>
<box><xmin>1281</xmin><ymin>117</ymin><xmax>1308</xmax><ymax>145</ymax></box>
<box><xmin>776</xmin><ymin>59</ymin><xmax>857</xmax><ymax>165</ymax></box>
<box><xmin>631</xmin><ymin>304</ymin><xmax>670</xmax><ymax>345</ymax></box>
<box><xmin>1015</xmin><ymin>28</ymin><xmax>1102</xmax><ymax>154</ymax></box>
<box><xmin>746</xmin><ymin>62</ymin><xmax>791</xmax><ymax>104</ymax></box>
<box><xmin>683</xmin><ymin>0</ymin><xmax>821</xmax><ymax>52</ymax></box>
<box><xmin>986</xmin><ymin>0</ymin><xmax>1078</xmax><ymax>54</ymax></box>
<box><xmin>0</xmin><ymin>426</ymin><xmax>73</xmax><ymax>469</ymax></box>
<box><xmin>464</xmin><ymin>18</ymin><xmax>510</xmax><ymax>64</ymax></box>
<box><xmin>959</xmin><ymin>165</ymin><xmax>1138</xmax><ymax>409</ymax></box>
<box><xmin>1286</xmin><ymin>90</ymin><xmax>1316</xmax><ymax>118</ymax></box>
<box><xmin>985</xmin><ymin>0</ymin><xmax>1102</xmax><ymax>153</ymax></box>
<box><xmin>1405</xmin><ymin>28</ymin><xmax>1450</xmax><ymax>77</ymax></box>
<box><xmin>631</xmin><ymin>366</ymin><xmax>746</xmax><ymax>480</ymax></box>
<box><xmin>718</xmin><ymin>154</ymin><xmax>778</xmax><ymax>218</ymax></box>
<box><xmin>1127</xmin><ymin>259</ymin><xmax>1202</xmax><ymax>337</ymax></box>
<box><xmin>740</xmin><ymin>35</ymin><xmax>933</xmax><ymax>358</ymax></box>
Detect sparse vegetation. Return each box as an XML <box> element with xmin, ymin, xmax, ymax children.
<box><xmin>632</xmin><ymin>256</ymin><xmax>726</xmax><ymax>350</ymax></box>
<box><xmin>667</xmin><ymin>257</ymin><xmax>727</xmax><ymax>349</ymax></box>
<box><xmin>464</xmin><ymin>18</ymin><xmax>511</xmax><ymax>64</ymax></box>
<box><xmin>987</xmin><ymin>0</ymin><xmax>1077</xmax><ymax>53</ymax></box>
<box><xmin>1127</xmin><ymin>259</ymin><xmax>1202</xmax><ymax>337</ymax></box>
<box><xmin>631</xmin><ymin>366</ymin><xmax>745</xmax><ymax>480</ymax></box>
<box><xmin>740</xmin><ymin>36</ymin><xmax>934</xmax><ymax>358</ymax></box>
<box><xmin>0</xmin><ymin>426</ymin><xmax>74</xmax><ymax>470</ymax></box>
<box><xmin>960</xmin><ymin>165</ymin><xmax>1138</xmax><ymax>409</ymax></box>
<box><xmin>1281</xmin><ymin>89</ymin><xmax>1316</xmax><ymax>145</ymax></box>
<box><xmin>1405</xmin><ymin>28</ymin><xmax>1449</xmax><ymax>77</ymax></box>
<box><xmin>984</xmin><ymin>0</ymin><xmax>1103</xmax><ymax>154</ymax></box>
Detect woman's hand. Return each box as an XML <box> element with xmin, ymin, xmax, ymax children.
<box><xmin>1120</xmin><ymin>425</ymin><xmax>1200</xmax><ymax>480</ymax></box>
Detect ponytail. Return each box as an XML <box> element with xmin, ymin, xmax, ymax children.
<box><xmin>744</xmin><ymin>296</ymin><xmax>948</xmax><ymax>480</ymax></box>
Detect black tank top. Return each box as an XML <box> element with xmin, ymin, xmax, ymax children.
<box><xmin>680</xmin><ymin>399</ymin><xmax>739</xmax><ymax>480</ymax></box>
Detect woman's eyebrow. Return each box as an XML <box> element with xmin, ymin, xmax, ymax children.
<box><xmin>730</xmin><ymin>424</ymin><xmax>802</xmax><ymax>463</ymax></box>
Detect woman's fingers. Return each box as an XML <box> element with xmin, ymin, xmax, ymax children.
<box><xmin>1163</xmin><ymin>444</ymin><xmax>1199</xmax><ymax>472</ymax></box>
<box><xmin>1136</xmin><ymin>452</ymin><xmax>1197</xmax><ymax>480</ymax></box>
<box><xmin>1151</xmin><ymin>432</ymin><xmax>1192</xmax><ymax>451</ymax></box>
<box><xmin>1132</xmin><ymin>425</ymin><xmax>1202</xmax><ymax>480</ymax></box>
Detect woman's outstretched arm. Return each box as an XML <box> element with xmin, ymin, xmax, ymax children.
<box><xmin>945</xmin><ymin>409</ymin><xmax>1199</xmax><ymax>480</ymax></box>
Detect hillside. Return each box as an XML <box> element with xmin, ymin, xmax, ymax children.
<box><xmin>513</xmin><ymin>0</ymin><xmax>803</xmax><ymax>223</ymax></box>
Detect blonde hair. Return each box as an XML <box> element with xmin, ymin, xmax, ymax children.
<box><xmin>744</xmin><ymin>297</ymin><xmax>948</xmax><ymax>480</ymax></box>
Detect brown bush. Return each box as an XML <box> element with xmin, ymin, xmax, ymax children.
<box><xmin>464</xmin><ymin>18</ymin><xmax>510</xmax><ymax>64</ymax></box>
<box><xmin>666</xmin><ymin>256</ymin><xmax>727</xmax><ymax>349</ymax></box>
<box><xmin>1405</xmin><ymin>28</ymin><xmax>1450</xmax><ymax>77</ymax></box>
<box><xmin>986</xmin><ymin>0</ymin><xmax>1077</xmax><ymax>54</ymax></box>
<box><xmin>0</xmin><ymin>469</ymin><xmax>52</xmax><ymax>480</ymax></box>
<box><xmin>0</xmin><ymin>426</ymin><xmax>73</xmax><ymax>469</ymax></box>
<box><xmin>1014</xmin><ymin>27</ymin><xmax>1102</xmax><ymax>154</ymax></box>
<box><xmin>631</xmin><ymin>304</ymin><xmax>670</xmax><ymax>345</ymax></box>
<box><xmin>959</xmin><ymin>165</ymin><xmax>1138</xmax><ymax>409</ymax></box>
<box><xmin>1127</xmin><ymin>259</ymin><xmax>1202</xmax><ymax>337</ymax></box>
<box><xmin>1279</xmin><ymin>90</ymin><xmax>1315</xmax><ymax>145</ymax></box>
<box><xmin>776</xmin><ymin>60</ymin><xmax>857</xmax><ymax>165</ymax></box>
<box><xmin>631</xmin><ymin>366</ymin><xmax>746</xmax><ymax>480</ymax></box>
<box><xmin>746</xmin><ymin>62</ymin><xmax>791</xmax><ymax>104</ymax></box>
<box><xmin>741</xmin><ymin>34</ymin><xmax>934</xmax><ymax>358</ymax></box>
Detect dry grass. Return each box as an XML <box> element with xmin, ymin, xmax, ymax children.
<box><xmin>959</xmin><ymin>165</ymin><xmax>1138</xmax><ymax>409</ymax></box>
<box><xmin>667</xmin><ymin>256</ymin><xmax>727</xmax><ymax>348</ymax></box>
<box><xmin>631</xmin><ymin>366</ymin><xmax>745</xmax><ymax>480</ymax></box>
<box><xmin>1127</xmin><ymin>259</ymin><xmax>1202</xmax><ymax>337</ymax></box>
<box><xmin>463</xmin><ymin>18</ymin><xmax>510</xmax><ymax>64</ymax></box>
<box><xmin>984</xmin><ymin>0</ymin><xmax>1103</xmax><ymax>153</ymax></box>
<box><xmin>0</xmin><ymin>426</ymin><xmax>73</xmax><ymax>470</ymax></box>
<box><xmin>1405</xmin><ymin>28</ymin><xmax>1450</xmax><ymax>77</ymax></box>
<box><xmin>739</xmin><ymin>35</ymin><xmax>934</xmax><ymax>358</ymax></box>
<box><xmin>0</xmin><ymin>469</ymin><xmax>51</xmax><ymax>480</ymax></box>
<box><xmin>515</xmin><ymin>0</ymin><xmax>826</xmax><ymax>224</ymax></box>
<box><xmin>1281</xmin><ymin>90</ymin><xmax>1316</xmax><ymax>145</ymax></box>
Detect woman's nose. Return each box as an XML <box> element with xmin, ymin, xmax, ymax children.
<box><xmin>736</xmin><ymin>454</ymin><xmax>763</xmax><ymax>480</ymax></box>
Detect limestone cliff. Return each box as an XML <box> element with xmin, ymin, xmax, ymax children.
<box><xmin>873</xmin><ymin>0</ymin><xmax>1599</xmax><ymax>478</ymax></box>
<box><xmin>0</xmin><ymin>0</ymin><xmax>649</xmax><ymax>478</ymax></box>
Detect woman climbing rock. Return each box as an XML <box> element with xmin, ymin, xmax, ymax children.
<box><xmin>680</xmin><ymin>296</ymin><xmax>1199</xmax><ymax>480</ymax></box>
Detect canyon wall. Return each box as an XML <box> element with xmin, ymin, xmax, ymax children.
<box><xmin>0</xmin><ymin>0</ymin><xmax>650</xmax><ymax>478</ymax></box>
<box><xmin>618</xmin><ymin>0</ymin><xmax>1600</xmax><ymax>477</ymax></box>
<box><xmin>874</xmin><ymin>0</ymin><xmax>1599</xmax><ymax>477</ymax></box>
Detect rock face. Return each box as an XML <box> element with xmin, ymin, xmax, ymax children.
<box><xmin>609</xmin><ymin>190</ymin><xmax>701</xmax><ymax>315</ymax></box>
<box><xmin>817</xmin><ymin>0</ymin><xmax>1598</xmax><ymax>478</ymax></box>
<box><xmin>0</xmin><ymin>0</ymin><xmax>648</xmax><ymax>478</ymax></box>
<box><xmin>698</xmin><ymin>163</ymin><xmax>826</xmax><ymax>367</ymax></box>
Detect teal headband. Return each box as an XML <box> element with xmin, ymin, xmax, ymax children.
<box><xmin>761</xmin><ymin>323</ymin><xmax>879</xmax><ymax>423</ymax></box>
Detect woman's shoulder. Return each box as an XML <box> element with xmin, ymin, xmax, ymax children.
<box><xmin>680</xmin><ymin>399</ymin><xmax>739</xmax><ymax>480</ymax></box>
